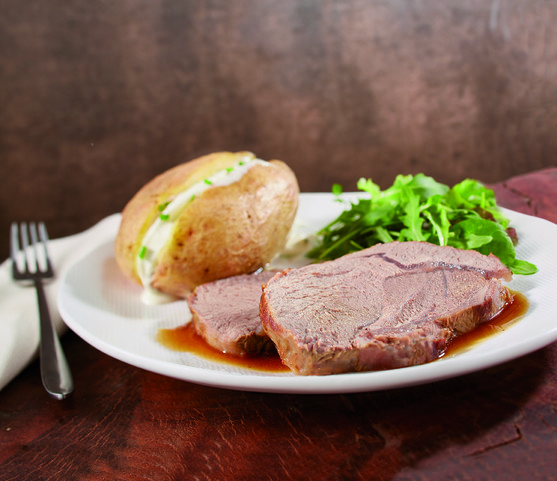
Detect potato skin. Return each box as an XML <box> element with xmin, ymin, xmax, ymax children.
<box><xmin>115</xmin><ymin>152</ymin><xmax>299</xmax><ymax>298</ymax></box>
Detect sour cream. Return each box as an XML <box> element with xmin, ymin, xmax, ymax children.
<box><xmin>136</xmin><ymin>155</ymin><xmax>270</xmax><ymax>304</ymax></box>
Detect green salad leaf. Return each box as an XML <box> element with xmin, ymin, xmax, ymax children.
<box><xmin>307</xmin><ymin>174</ymin><xmax>537</xmax><ymax>275</ymax></box>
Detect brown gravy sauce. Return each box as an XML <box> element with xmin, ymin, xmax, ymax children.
<box><xmin>442</xmin><ymin>290</ymin><xmax>528</xmax><ymax>358</ymax></box>
<box><xmin>157</xmin><ymin>323</ymin><xmax>289</xmax><ymax>372</ymax></box>
<box><xmin>157</xmin><ymin>290</ymin><xmax>528</xmax><ymax>373</ymax></box>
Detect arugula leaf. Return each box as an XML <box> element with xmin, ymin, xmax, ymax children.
<box><xmin>510</xmin><ymin>259</ymin><xmax>538</xmax><ymax>275</ymax></box>
<box><xmin>400</xmin><ymin>193</ymin><xmax>426</xmax><ymax>242</ymax></box>
<box><xmin>307</xmin><ymin>174</ymin><xmax>537</xmax><ymax>275</ymax></box>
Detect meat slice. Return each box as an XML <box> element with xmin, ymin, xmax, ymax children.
<box><xmin>260</xmin><ymin>241</ymin><xmax>513</xmax><ymax>375</ymax></box>
<box><xmin>187</xmin><ymin>270</ymin><xmax>278</xmax><ymax>356</ymax></box>
<box><xmin>344</xmin><ymin>241</ymin><xmax>513</xmax><ymax>281</ymax></box>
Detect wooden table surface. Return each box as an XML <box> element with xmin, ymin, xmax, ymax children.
<box><xmin>0</xmin><ymin>168</ymin><xmax>556</xmax><ymax>481</ymax></box>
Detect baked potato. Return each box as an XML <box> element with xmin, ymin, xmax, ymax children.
<box><xmin>115</xmin><ymin>151</ymin><xmax>299</xmax><ymax>302</ymax></box>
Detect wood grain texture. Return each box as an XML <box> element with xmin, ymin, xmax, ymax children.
<box><xmin>1</xmin><ymin>0</ymin><xmax>557</xmax><ymax>258</ymax></box>
<box><xmin>0</xmin><ymin>337</ymin><xmax>555</xmax><ymax>480</ymax></box>
<box><xmin>0</xmin><ymin>169</ymin><xmax>556</xmax><ymax>480</ymax></box>
<box><xmin>489</xmin><ymin>168</ymin><xmax>557</xmax><ymax>223</ymax></box>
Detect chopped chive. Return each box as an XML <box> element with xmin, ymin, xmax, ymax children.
<box><xmin>160</xmin><ymin>213</ymin><xmax>170</xmax><ymax>221</ymax></box>
<box><xmin>190</xmin><ymin>194</ymin><xmax>196</xmax><ymax>202</ymax></box>
<box><xmin>204</xmin><ymin>178</ymin><xmax>213</xmax><ymax>185</ymax></box>
<box><xmin>157</xmin><ymin>202</ymin><xmax>169</xmax><ymax>212</ymax></box>
<box><xmin>226</xmin><ymin>167</ymin><xmax>234</xmax><ymax>172</ymax></box>
<box><xmin>138</xmin><ymin>246</ymin><xmax>147</xmax><ymax>259</ymax></box>
<box><xmin>238</xmin><ymin>161</ymin><xmax>245</xmax><ymax>166</ymax></box>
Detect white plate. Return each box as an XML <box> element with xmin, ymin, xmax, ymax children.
<box><xmin>57</xmin><ymin>193</ymin><xmax>557</xmax><ymax>394</ymax></box>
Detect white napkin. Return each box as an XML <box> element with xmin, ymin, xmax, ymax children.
<box><xmin>0</xmin><ymin>214</ymin><xmax>121</xmax><ymax>392</ymax></box>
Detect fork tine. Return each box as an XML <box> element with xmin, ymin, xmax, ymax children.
<box><xmin>20</xmin><ymin>222</ymin><xmax>31</xmax><ymax>273</ymax></box>
<box><xmin>10</xmin><ymin>222</ymin><xmax>23</xmax><ymax>277</ymax></box>
<box><xmin>10</xmin><ymin>222</ymin><xmax>20</xmax><ymax>263</ymax></box>
<box><xmin>29</xmin><ymin>221</ymin><xmax>38</xmax><ymax>244</ymax></box>
<box><xmin>29</xmin><ymin>222</ymin><xmax>39</xmax><ymax>273</ymax></box>
<box><xmin>38</xmin><ymin>222</ymin><xmax>54</xmax><ymax>275</ymax></box>
<box><xmin>38</xmin><ymin>222</ymin><xmax>49</xmax><ymax>244</ymax></box>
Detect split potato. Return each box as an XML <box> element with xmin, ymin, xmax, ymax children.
<box><xmin>115</xmin><ymin>151</ymin><xmax>299</xmax><ymax>300</ymax></box>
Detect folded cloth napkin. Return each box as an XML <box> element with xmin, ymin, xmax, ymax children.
<box><xmin>0</xmin><ymin>214</ymin><xmax>121</xmax><ymax>392</ymax></box>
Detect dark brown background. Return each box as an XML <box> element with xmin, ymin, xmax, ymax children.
<box><xmin>1</xmin><ymin>0</ymin><xmax>556</xmax><ymax>258</ymax></box>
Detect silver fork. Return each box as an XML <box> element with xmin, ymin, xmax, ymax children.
<box><xmin>11</xmin><ymin>222</ymin><xmax>74</xmax><ymax>400</ymax></box>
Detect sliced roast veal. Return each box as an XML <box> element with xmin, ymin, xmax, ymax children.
<box><xmin>343</xmin><ymin>241</ymin><xmax>513</xmax><ymax>281</ymax></box>
<box><xmin>187</xmin><ymin>270</ymin><xmax>278</xmax><ymax>356</ymax></box>
<box><xmin>260</xmin><ymin>241</ymin><xmax>513</xmax><ymax>375</ymax></box>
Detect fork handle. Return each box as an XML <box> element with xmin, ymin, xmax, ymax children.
<box><xmin>34</xmin><ymin>279</ymin><xmax>74</xmax><ymax>400</ymax></box>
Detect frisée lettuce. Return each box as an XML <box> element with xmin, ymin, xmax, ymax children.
<box><xmin>307</xmin><ymin>174</ymin><xmax>537</xmax><ymax>275</ymax></box>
